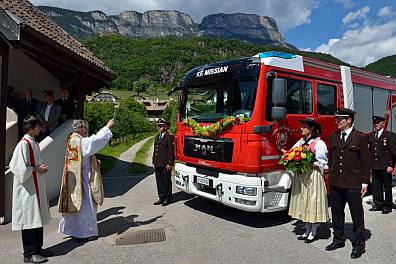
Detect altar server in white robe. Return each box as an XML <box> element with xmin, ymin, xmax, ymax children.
<box><xmin>9</xmin><ymin>116</ymin><xmax>53</xmax><ymax>263</ymax></box>
<box><xmin>58</xmin><ymin>119</ymin><xmax>113</xmax><ymax>242</ymax></box>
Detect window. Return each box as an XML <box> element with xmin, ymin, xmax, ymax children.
<box><xmin>353</xmin><ymin>84</ymin><xmax>372</xmax><ymax>132</ymax></box>
<box><xmin>285</xmin><ymin>79</ymin><xmax>312</xmax><ymax>114</ymax></box>
<box><xmin>317</xmin><ymin>84</ymin><xmax>336</xmax><ymax>115</ymax></box>
<box><xmin>266</xmin><ymin>77</ymin><xmax>312</xmax><ymax>120</ymax></box>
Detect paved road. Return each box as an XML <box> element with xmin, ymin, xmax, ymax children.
<box><xmin>1</xmin><ymin>141</ymin><xmax>395</xmax><ymax>264</ymax></box>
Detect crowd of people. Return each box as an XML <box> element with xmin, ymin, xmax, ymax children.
<box><xmin>7</xmin><ymin>107</ymin><xmax>396</xmax><ymax>263</ymax></box>
<box><xmin>7</xmin><ymin>86</ymin><xmax>77</xmax><ymax>140</ymax></box>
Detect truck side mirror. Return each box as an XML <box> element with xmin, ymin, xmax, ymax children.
<box><xmin>271</xmin><ymin>107</ymin><xmax>287</xmax><ymax>120</ymax></box>
<box><xmin>272</xmin><ymin>78</ymin><xmax>287</xmax><ymax>105</ymax></box>
<box><xmin>271</xmin><ymin>78</ymin><xmax>287</xmax><ymax>120</ymax></box>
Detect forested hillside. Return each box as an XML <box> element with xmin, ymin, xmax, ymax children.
<box><xmin>364</xmin><ymin>55</ymin><xmax>396</xmax><ymax>78</ymax></box>
<box><xmin>83</xmin><ymin>35</ymin><xmax>349</xmax><ymax>95</ymax></box>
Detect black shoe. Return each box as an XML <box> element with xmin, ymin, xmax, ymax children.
<box><xmin>39</xmin><ymin>249</ymin><xmax>54</xmax><ymax>257</ymax></box>
<box><xmin>297</xmin><ymin>235</ymin><xmax>307</xmax><ymax>241</ymax></box>
<box><xmin>162</xmin><ymin>199</ymin><xmax>171</xmax><ymax>206</ymax></box>
<box><xmin>153</xmin><ymin>199</ymin><xmax>164</xmax><ymax>205</ymax></box>
<box><xmin>87</xmin><ymin>236</ymin><xmax>98</xmax><ymax>241</ymax></box>
<box><xmin>369</xmin><ymin>206</ymin><xmax>382</xmax><ymax>211</ymax></box>
<box><xmin>72</xmin><ymin>236</ymin><xmax>88</xmax><ymax>243</ymax></box>
<box><xmin>24</xmin><ymin>254</ymin><xmax>48</xmax><ymax>263</ymax></box>
<box><xmin>325</xmin><ymin>242</ymin><xmax>345</xmax><ymax>251</ymax></box>
<box><xmin>382</xmin><ymin>207</ymin><xmax>392</xmax><ymax>214</ymax></box>
<box><xmin>304</xmin><ymin>236</ymin><xmax>318</xmax><ymax>244</ymax></box>
<box><xmin>351</xmin><ymin>248</ymin><xmax>365</xmax><ymax>259</ymax></box>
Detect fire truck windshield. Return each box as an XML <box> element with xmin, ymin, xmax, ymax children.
<box><xmin>179</xmin><ymin>62</ymin><xmax>259</xmax><ymax>123</ymax></box>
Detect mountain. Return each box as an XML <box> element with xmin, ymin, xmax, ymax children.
<box><xmin>364</xmin><ymin>55</ymin><xmax>396</xmax><ymax>78</ymax></box>
<box><xmin>82</xmin><ymin>35</ymin><xmax>348</xmax><ymax>93</ymax></box>
<box><xmin>38</xmin><ymin>6</ymin><xmax>291</xmax><ymax>48</ymax></box>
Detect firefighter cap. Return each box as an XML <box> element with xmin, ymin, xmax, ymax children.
<box><xmin>299</xmin><ymin>118</ymin><xmax>322</xmax><ymax>135</ymax></box>
<box><xmin>335</xmin><ymin>108</ymin><xmax>355</xmax><ymax>118</ymax></box>
<box><xmin>372</xmin><ymin>115</ymin><xmax>385</xmax><ymax>123</ymax></box>
<box><xmin>157</xmin><ymin>118</ymin><xmax>170</xmax><ymax>127</ymax></box>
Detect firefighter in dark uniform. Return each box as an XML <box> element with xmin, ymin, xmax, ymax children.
<box><xmin>326</xmin><ymin>108</ymin><xmax>370</xmax><ymax>259</ymax></box>
<box><xmin>152</xmin><ymin>119</ymin><xmax>175</xmax><ymax>206</ymax></box>
<box><xmin>368</xmin><ymin>116</ymin><xmax>394</xmax><ymax>214</ymax></box>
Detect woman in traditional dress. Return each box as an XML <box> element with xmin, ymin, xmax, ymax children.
<box><xmin>9</xmin><ymin>116</ymin><xmax>53</xmax><ymax>263</ymax></box>
<box><xmin>58</xmin><ymin>119</ymin><xmax>113</xmax><ymax>242</ymax></box>
<box><xmin>287</xmin><ymin>118</ymin><xmax>329</xmax><ymax>243</ymax></box>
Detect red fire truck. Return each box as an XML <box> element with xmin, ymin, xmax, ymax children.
<box><xmin>172</xmin><ymin>51</ymin><xmax>396</xmax><ymax>212</ymax></box>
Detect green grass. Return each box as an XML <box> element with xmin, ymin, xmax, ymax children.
<box><xmin>129</xmin><ymin>136</ymin><xmax>155</xmax><ymax>173</ymax></box>
<box><xmin>97</xmin><ymin>132</ymin><xmax>154</xmax><ymax>173</ymax></box>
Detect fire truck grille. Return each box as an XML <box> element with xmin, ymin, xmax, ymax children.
<box><xmin>184</xmin><ymin>137</ymin><xmax>234</xmax><ymax>162</ymax></box>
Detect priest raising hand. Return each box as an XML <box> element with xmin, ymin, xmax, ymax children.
<box><xmin>58</xmin><ymin>119</ymin><xmax>113</xmax><ymax>243</ymax></box>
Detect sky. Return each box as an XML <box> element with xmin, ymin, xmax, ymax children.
<box><xmin>31</xmin><ymin>0</ymin><xmax>396</xmax><ymax>67</ymax></box>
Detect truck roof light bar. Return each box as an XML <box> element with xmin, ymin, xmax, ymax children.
<box><xmin>254</xmin><ymin>51</ymin><xmax>297</xmax><ymax>60</ymax></box>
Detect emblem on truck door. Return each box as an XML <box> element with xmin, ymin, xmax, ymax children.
<box><xmin>272</xmin><ymin>125</ymin><xmax>292</xmax><ymax>150</ymax></box>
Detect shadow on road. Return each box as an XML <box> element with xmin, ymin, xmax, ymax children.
<box><xmin>45</xmin><ymin>237</ymin><xmax>86</xmax><ymax>257</ymax></box>
<box><xmin>47</xmin><ymin>211</ymin><xmax>163</xmax><ymax>256</ymax></box>
<box><xmin>292</xmin><ymin>220</ymin><xmax>332</xmax><ymax>240</ymax></box>
<box><xmin>184</xmin><ymin>196</ymin><xmax>292</xmax><ymax>228</ymax></box>
<box><xmin>98</xmin><ymin>214</ymin><xmax>163</xmax><ymax>237</ymax></box>
<box><xmin>103</xmin><ymin>160</ymin><xmax>154</xmax><ymax>198</ymax></box>
<box><xmin>171</xmin><ymin>191</ymin><xmax>195</xmax><ymax>203</ymax></box>
<box><xmin>97</xmin><ymin>206</ymin><xmax>126</xmax><ymax>221</ymax></box>
<box><xmin>292</xmin><ymin>220</ymin><xmax>372</xmax><ymax>243</ymax></box>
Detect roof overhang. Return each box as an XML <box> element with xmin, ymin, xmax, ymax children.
<box><xmin>0</xmin><ymin>8</ymin><xmax>21</xmax><ymax>44</ymax></box>
<box><xmin>0</xmin><ymin>5</ymin><xmax>114</xmax><ymax>93</ymax></box>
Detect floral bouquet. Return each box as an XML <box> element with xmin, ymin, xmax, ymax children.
<box><xmin>279</xmin><ymin>146</ymin><xmax>314</xmax><ymax>174</ymax></box>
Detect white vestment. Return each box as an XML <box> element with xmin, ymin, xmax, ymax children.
<box><xmin>10</xmin><ymin>134</ymin><xmax>50</xmax><ymax>230</ymax></box>
<box><xmin>58</xmin><ymin>126</ymin><xmax>112</xmax><ymax>238</ymax></box>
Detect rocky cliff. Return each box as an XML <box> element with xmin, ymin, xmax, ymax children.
<box><xmin>38</xmin><ymin>6</ymin><xmax>289</xmax><ymax>47</ymax></box>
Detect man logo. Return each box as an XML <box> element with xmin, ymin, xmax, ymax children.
<box><xmin>194</xmin><ymin>143</ymin><xmax>215</xmax><ymax>155</ymax></box>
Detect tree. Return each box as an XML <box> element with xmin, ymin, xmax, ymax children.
<box><xmin>133</xmin><ymin>80</ymin><xmax>150</xmax><ymax>96</ymax></box>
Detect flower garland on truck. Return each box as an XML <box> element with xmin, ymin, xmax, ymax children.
<box><xmin>183</xmin><ymin>116</ymin><xmax>250</xmax><ymax>138</ymax></box>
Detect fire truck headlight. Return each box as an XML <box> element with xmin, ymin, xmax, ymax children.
<box><xmin>236</xmin><ymin>186</ymin><xmax>257</xmax><ymax>196</ymax></box>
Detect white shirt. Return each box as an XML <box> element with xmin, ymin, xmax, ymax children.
<box><xmin>160</xmin><ymin>132</ymin><xmax>166</xmax><ymax>139</ymax></box>
<box><xmin>44</xmin><ymin>104</ymin><xmax>53</xmax><ymax>121</ymax></box>
<box><xmin>340</xmin><ymin>126</ymin><xmax>353</xmax><ymax>141</ymax></box>
<box><xmin>376</xmin><ymin>128</ymin><xmax>384</xmax><ymax>138</ymax></box>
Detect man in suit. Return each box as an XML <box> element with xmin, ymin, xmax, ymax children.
<box><xmin>35</xmin><ymin>90</ymin><xmax>47</xmax><ymax>117</ymax></box>
<box><xmin>368</xmin><ymin>116</ymin><xmax>394</xmax><ymax>214</ymax></box>
<box><xmin>18</xmin><ymin>88</ymin><xmax>38</xmax><ymax>118</ymax></box>
<box><xmin>55</xmin><ymin>88</ymin><xmax>76</xmax><ymax>123</ymax></box>
<box><xmin>152</xmin><ymin>119</ymin><xmax>175</xmax><ymax>206</ymax></box>
<box><xmin>17</xmin><ymin>88</ymin><xmax>39</xmax><ymax>139</ymax></box>
<box><xmin>326</xmin><ymin>108</ymin><xmax>370</xmax><ymax>259</ymax></box>
<box><xmin>37</xmin><ymin>90</ymin><xmax>61</xmax><ymax>138</ymax></box>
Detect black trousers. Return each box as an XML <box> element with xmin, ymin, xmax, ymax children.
<box><xmin>372</xmin><ymin>169</ymin><xmax>393</xmax><ymax>209</ymax></box>
<box><xmin>330</xmin><ymin>185</ymin><xmax>365</xmax><ymax>250</ymax></box>
<box><xmin>21</xmin><ymin>227</ymin><xmax>43</xmax><ymax>258</ymax></box>
<box><xmin>155</xmin><ymin>167</ymin><xmax>172</xmax><ymax>200</ymax></box>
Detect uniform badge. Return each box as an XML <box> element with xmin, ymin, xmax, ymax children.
<box><xmin>383</xmin><ymin>138</ymin><xmax>387</xmax><ymax>146</ymax></box>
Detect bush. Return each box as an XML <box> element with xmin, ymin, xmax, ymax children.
<box><xmin>84</xmin><ymin>99</ymin><xmax>155</xmax><ymax>142</ymax></box>
<box><xmin>84</xmin><ymin>102</ymin><xmax>114</xmax><ymax>135</ymax></box>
